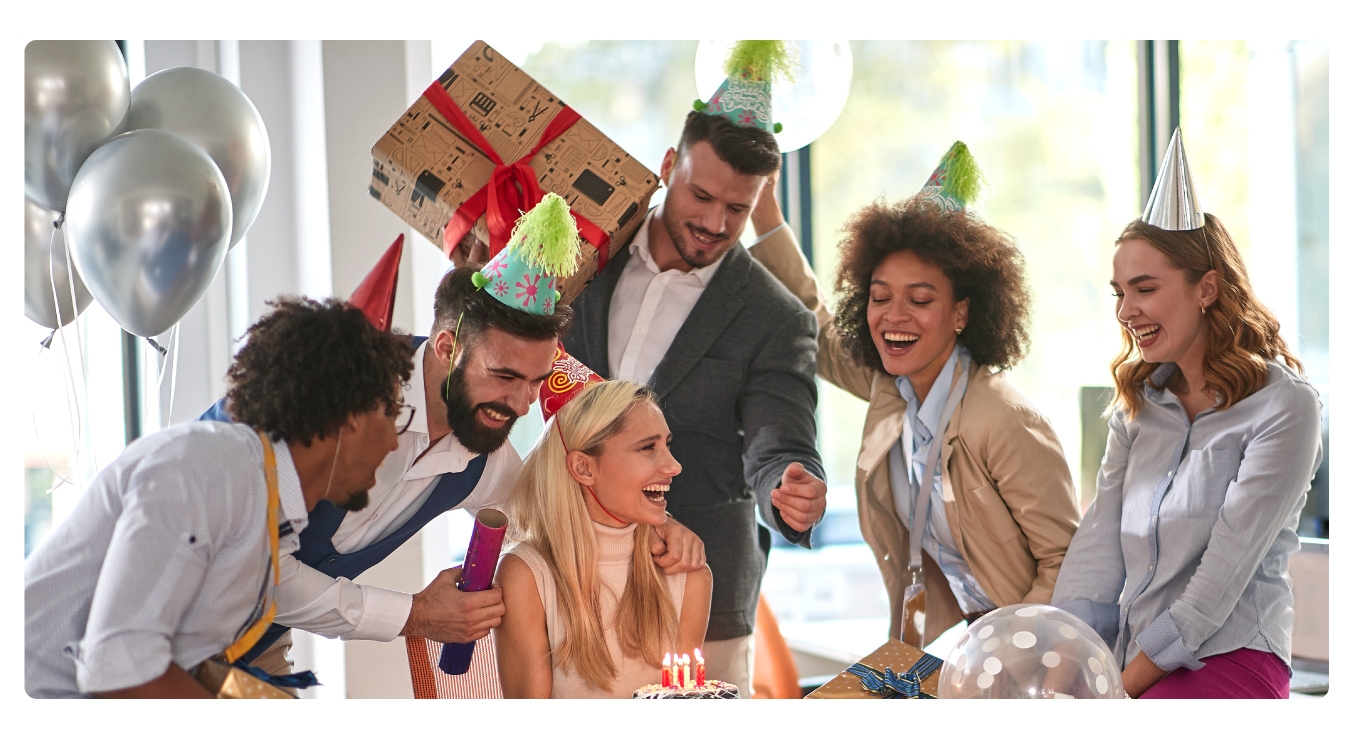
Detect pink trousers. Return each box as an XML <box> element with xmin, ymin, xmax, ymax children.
<box><xmin>1139</xmin><ymin>648</ymin><xmax>1289</xmax><ymax>699</ymax></box>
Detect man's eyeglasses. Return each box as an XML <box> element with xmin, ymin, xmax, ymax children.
<box><xmin>391</xmin><ymin>401</ymin><xmax>416</xmax><ymax>435</ymax></box>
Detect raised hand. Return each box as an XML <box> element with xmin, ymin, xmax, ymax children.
<box><xmin>770</xmin><ymin>462</ymin><xmax>827</xmax><ymax>533</ymax></box>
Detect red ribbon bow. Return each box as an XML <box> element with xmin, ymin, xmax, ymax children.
<box><xmin>422</xmin><ymin>81</ymin><xmax>610</xmax><ymax>269</ymax></box>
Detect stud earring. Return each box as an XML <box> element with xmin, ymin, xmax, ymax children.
<box><xmin>956</xmin><ymin>327</ymin><xmax>963</xmax><ymax>335</ymax></box>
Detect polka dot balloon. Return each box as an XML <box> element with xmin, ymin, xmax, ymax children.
<box><xmin>938</xmin><ymin>604</ymin><xmax>1126</xmax><ymax>699</ymax></box>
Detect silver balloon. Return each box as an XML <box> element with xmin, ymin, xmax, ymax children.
<box><xmin>125</xmin><ymin>66</ymin><xmax>270</xmax><ymax>248</ymax></box>
<box><xmin>65</xmin><ymin>129</ymin><xmax>232</xmax><ymax>338</ymax></box>
<box><xmin>25</xmin><ymin>198</ymin><xmax>94</xmax><ymax>329</ymax></box>
<box><xmin>25</xmin><ymin>40</ymin><xmax>131</xmax><ymax>212</ymax></box>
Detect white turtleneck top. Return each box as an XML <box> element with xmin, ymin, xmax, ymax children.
<box><xmin>502</xmin><ymin>520</ymin><xmax>687</xmax><ymax>698</ymax></box>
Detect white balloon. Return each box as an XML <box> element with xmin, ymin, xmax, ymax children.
<box><xmin>939</xmin><ymin>604</ymin><xmax>1127</xmax><ymax>699</ymax></box>
<box><xmin>695</xmin><ymin>40</ymin><xmax>853</xmax><ymax>153</ymax></box>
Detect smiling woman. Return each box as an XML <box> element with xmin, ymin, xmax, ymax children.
<box><xmin>752</xmin><ymin>168</ymin><xmax>1082</xmax><ymax>649</ymax></box>
<box><xmin>494</xmin><ymin>380</ymin><xmax>713</xmax><ymax>698</ymax></box>
<box><xmin>1053</xmin><ymin>206</ymin><xmax>1320</xmax><ymax>699</ymax></box>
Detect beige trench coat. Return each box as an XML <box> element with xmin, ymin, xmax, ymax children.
<box><xmin>750</xmin><ymin>228</ymin><xmax>1082</xmax><ymax>645</ymax></box>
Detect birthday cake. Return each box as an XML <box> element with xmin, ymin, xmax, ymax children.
<box><xmin>633</xmin><ymin>651</ymin><xmax>739</xmax><ymax>699</ymax></box>
<box><xmin>632</xmin><ymin>679</ymin><xmax>739</xmax><ymax>699</ymax></box>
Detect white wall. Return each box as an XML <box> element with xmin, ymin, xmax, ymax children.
<box><xmin>128</xmin><ymin>39</ymin><xmax>451</xmax><ymax>699</ymax></box>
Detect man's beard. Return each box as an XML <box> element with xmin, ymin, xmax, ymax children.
<box><xmin>337</xmin><ymin>489</ymin><xmax>370</xmax><ymax>512</ymax></box>
<box><xmin>662</xmin><ymin>207</ymin><xmax>730</xmax><ymax>269</ymax></box>
<box><xmin>442</xmin><ymin>366</ymin><xmax>519</xmax><ymax>455</ymax></box>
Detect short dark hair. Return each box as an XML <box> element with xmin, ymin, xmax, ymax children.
<box><xmin>227</xmin><ymin>297</ymin><xmax>414</xmax><ymax>444</ymax></box>
<box><xmin>834</xmin><ymin>197</ymin><xmax>1033</xmax><ymax>372</ymax></box>
<box><xmin>432</xmin><ymin>265</ymin><xmax>572</xmax><ymax>356</ymax></box>
<box><xmin>676</xmin><ymin>111</ymin><xmax>781</xmax><ymax>177</ymax></box>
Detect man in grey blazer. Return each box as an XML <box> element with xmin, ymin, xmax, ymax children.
<box><xmin>562</xmin><ymin>111</ymin><xmax>828</xmax><ymax>695</ymax></box>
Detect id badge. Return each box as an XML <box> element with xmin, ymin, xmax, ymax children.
<box><xmin>900</xmin><ymin>571</ymin><xmax>926</xmax><ymax>647</ymax></box>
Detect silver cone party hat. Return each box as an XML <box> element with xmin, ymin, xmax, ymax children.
<box><xmin>1142</xmin><ymin>127</ymin><xmax>1204</xmax><ymax>231</ymax></box>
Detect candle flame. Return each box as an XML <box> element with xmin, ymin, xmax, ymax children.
<box><xmin>663</xmin><ymin>652</ymin><xmax>671</xmax><ymax>666</ymax></box>
<box><xmin>694</xmin><ymin>648</ymin><xmax>703</xmax><ymax>663</ymax></box>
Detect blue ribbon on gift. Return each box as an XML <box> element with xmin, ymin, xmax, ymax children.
<box><xmin>235</xmin><ymin>662</ymin><xmax>321</xmax><ymax>691</ymax></box>
<box><xmin>846</xmin><ymin>652</ymin><xmax>943</xmax><ymax>699</ymax></box>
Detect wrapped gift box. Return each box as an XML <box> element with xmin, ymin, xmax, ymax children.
<box><xmin>805</xmin><ymin>638</ymin><xmax>943</xmax><ymax>699</ymax></box>
<box><xmin>370</xmin><ymin>41</ymin><xmax>659</xmax><ymax>306</ymax></box>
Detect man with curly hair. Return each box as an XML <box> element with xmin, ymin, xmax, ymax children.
<box><xmin>26</xmin><ymin>298</ymin><xmax>413</xmax><ymax>698</ymax></box>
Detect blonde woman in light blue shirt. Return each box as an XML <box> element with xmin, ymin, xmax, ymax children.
<box><xmin>1053</xmin><ymin>215</ymin><xmax>1322</xmax><ymax>699</ymax></box>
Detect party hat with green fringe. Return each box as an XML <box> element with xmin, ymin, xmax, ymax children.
<box><xmin>693</xmin><ymin>40</ymin><xmax>796</xmax><ymax>134</ymax></box>
<box><xmin>918</xmin><ymin>141</ymin><xmax>984</xmax><ymax>212</ymax></box>
<box><xmin>471</xmin><ymin>192</ymin><xmax>580</xmax><ymax>315</ymax></box>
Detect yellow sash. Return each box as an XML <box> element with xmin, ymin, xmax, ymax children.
<box><xmin>222</xmin><ymin>430</ymin><xmax>281</xmax><ymax>663</ymax></box>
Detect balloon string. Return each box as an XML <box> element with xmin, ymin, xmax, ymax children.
<box><xmin>167</xmin><ymin>323</ymin><xmax>181</xmax><ymax>425</ymax></box>
<box><xmin>30</xmin><ymin>345</ymin><xmax>80</xmax><ymax>492</ymax></box>
<box><xmin>45</xmin><ymin>223</ymin><xmax>88</xmax><ymax>492</ymax></box>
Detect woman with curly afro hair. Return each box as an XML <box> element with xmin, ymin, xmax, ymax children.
<box><xmin>749</xmin><ymin>143</ymin><xmax>1080</xmax><ymax>648</ymax></box>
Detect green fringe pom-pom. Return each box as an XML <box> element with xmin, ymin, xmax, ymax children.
<box><xmin>508</xmin><ymin>192</ymin><xmax>581</xmax><ymax>279</ymax></box>
<box><xmin>942</xmin><ymin>141</ymin><xmax>984</xmax><ymax>206</ymax></box>
<box><xmin>724</xmin><ymin>40</ymin><xmax>797</xmax><ymax>83</ymax></box>
<box><xmin>693</xmin><ymin>99</ymin><xmax>708</xmax><ymax>113</ymax></box>
<box><xmin>471</xmin><ymin>271</ymin><xmax>489</xmax><ymax>289</ymax></box>
<box><xmin>773</xmin><ymin>122</ymin><xmax>783</xmax><ymax>134</ymax></box>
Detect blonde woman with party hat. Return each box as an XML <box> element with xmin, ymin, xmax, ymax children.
<box><xmin>495</xmin><ymin>377</ymin><xmax>713</xmax><ymax>698</ymax></box>
<box><xmin>1052</xmin><ymin>129</ymin><xmax>1323</xmax><ymax>699</ymax></box>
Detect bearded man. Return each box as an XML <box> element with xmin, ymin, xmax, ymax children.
<box><xmin>201</xmin><ymin>266</ymin><xmax>705</xmax><ymax>676</ymax></box>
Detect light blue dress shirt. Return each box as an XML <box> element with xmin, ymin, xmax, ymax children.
<box><xmin>1053</xmin><ymin>361</ymin><xmax>1322</xmax><ymax>673</ymax></box>
<box><xmin>888</xmin><ymin>344</ymin><xmax>996</xmax><ymax>614</ymax></box>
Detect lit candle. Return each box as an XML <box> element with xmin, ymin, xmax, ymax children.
<box><xmin>694</xmin><ymin>648</ymin><xmax>706</xmax><ymax>687</ymax></box>
<box><xmin>682</xmin><ymin>654</ymin><xmax>691</xmax><ymax>689</ymax></box>
<box><xmin>662</xmin><ymin>653</ymin><xmax>672</xmax><ymax>688</ymax></box>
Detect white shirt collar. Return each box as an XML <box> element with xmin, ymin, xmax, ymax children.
<box><xmin>271</xmin><ymin>438</ymin><xmax>309</xmax><ymax>551</ymax></box>
<box><xmin>402</xmin><ymin>339</ymin><xmax>477</xmax><ymax>480</ymax></box>
<box><xmin>630</xmin><ymin>209</ymin><xmax>726</xmax><ymax>286</ymax></box>
<box><xmin>406</xmin><ymin>339</ymin><xmax>432</xmax><ymax>435</ymax></box>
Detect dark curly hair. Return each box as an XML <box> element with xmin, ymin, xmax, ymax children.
<box><xmin>432</xmin><ymin>265</ymin><xmax>572</xmax><ymax>355</ymax></box>
<box><xmin>833</xmin><ymin>197</ymin><xmax>1032</xmax><ymax>372</ymax></box>
<box><xmin>227</xmin><ymin>297</ymin><xmax>414</xmax><ymax>445</ymax></box>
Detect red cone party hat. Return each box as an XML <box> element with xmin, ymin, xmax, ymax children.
<box><xmin>540</xmin><ymin>342</ymin><xmax>604</xmax><ymax>421</ymax></box>
<box><xmin>349</xmin><ymin>234</ymin><xmax>404</xmax><ymax>331</ymax></box>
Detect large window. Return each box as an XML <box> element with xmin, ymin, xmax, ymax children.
<box><xmin>1179</xmin><ymin>40</ymin><xmax>1329</xmax><ymax>536</ymax></box>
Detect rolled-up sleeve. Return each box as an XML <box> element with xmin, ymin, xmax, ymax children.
<box><xmin>69</xmin><ymin>480</ymin><xmax>211</xmax><ymax>693</ymax></box>
<box><xmin>1144</xmin><ymin>383</ymin><xmax>1322</xmax><ymax>670</ymax></box>
<box><xmin>1052</xmin><ymin>409</ymin><xmax>1132</xmax><ymax>648</ymax></box>
<box><xmin>273</xmin><ymin>552</ymin><xmax>412</xmax><ymax>642</ymax></box>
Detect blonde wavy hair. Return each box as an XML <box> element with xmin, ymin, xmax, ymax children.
<box><xmin>1110</xmin><ymin>214</ymin><xmax>1302</xmax><ymax>418</ymax></box>
<box><xmin>506</xmin><ymin>380</ymin><xmax>679</xmax><ymax>691</ymax></box>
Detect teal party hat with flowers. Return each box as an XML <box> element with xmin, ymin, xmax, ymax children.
<box><xmin>471</xmin><ymin>192</ymin><xmax>580</xmax><ymax>315</ymax></box>
<box><xmin>693</xmin><ymin>40</ymin><xmax>796</xmax><ymax>134</ymax></box>
<box><xmin>917</xmin><ymin>141</ymin><xmax>984</xmax><ymax>212</ymax></box>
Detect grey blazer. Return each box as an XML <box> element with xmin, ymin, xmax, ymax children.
<box><xmin>563</xmin><ymin>224</ymin><xmax>824</xmax><ymax>641</ymax></box>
